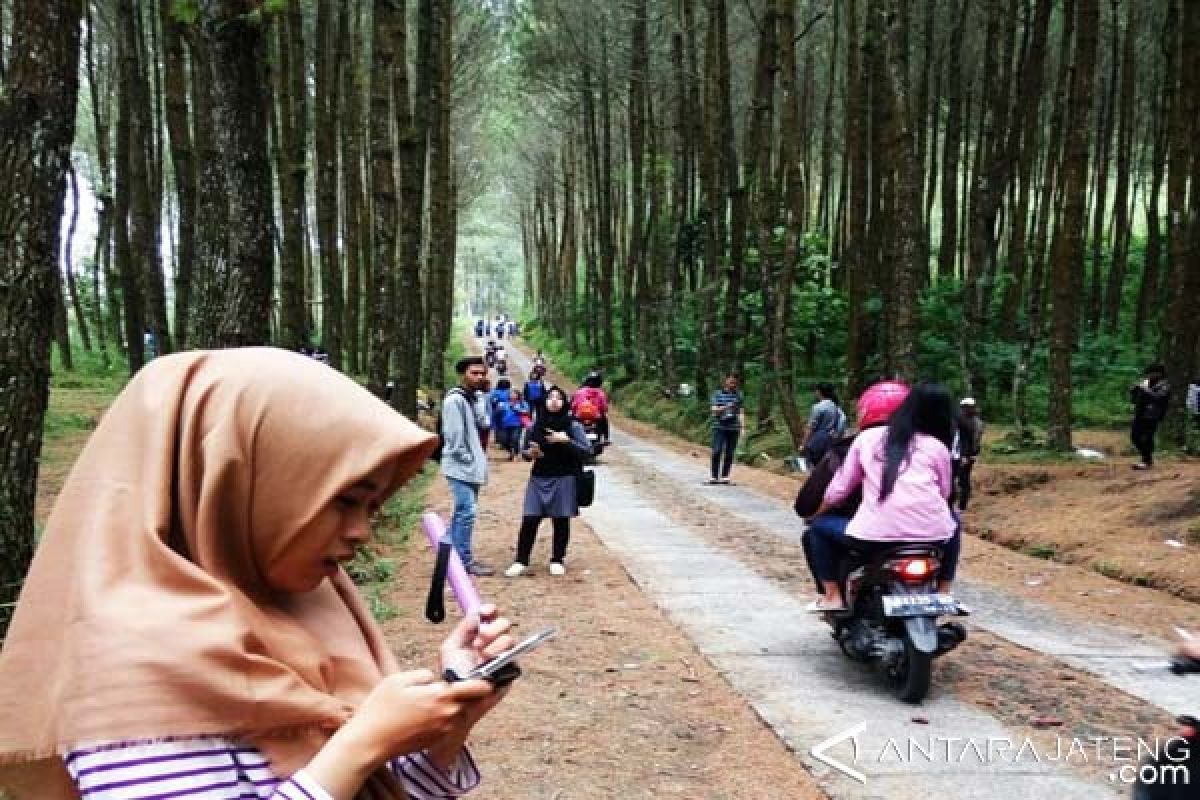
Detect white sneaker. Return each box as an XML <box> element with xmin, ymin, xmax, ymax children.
<box><xmin>504</xmin><ymin>563</ymin><xmax>527</xmax><ymax>578</ymax></box>
<box><xmin>548</xmin><ymin>562</ymin><xmax>566</xmax><ymax>576</ymax></box>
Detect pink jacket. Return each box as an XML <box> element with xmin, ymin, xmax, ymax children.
<box><xmin>822</xmin><ymin>426</ymin><xmax>956</xmax><ymax>542</ymax></box>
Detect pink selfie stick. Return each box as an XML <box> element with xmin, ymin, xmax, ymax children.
<box><xmin>421</xmin><ymin>512</ymin><xmax>482</xmax><ymax>617</ymax></box>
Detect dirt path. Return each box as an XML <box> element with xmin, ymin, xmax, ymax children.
<box><xmin>379</xmin><ymin>346</ymin><xmax>828</xmax><ymax>799</ymax></box>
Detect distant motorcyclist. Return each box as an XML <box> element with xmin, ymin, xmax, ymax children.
<box><xmin>573</xmin><ymin>371</ymin><xmax>610</xmax><ymax>444</ymax></box>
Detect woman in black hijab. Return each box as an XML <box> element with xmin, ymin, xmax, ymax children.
<box><xmin>504</xmin><ymin>386</ymin><xmax>593</xmax><ymax>577</ymax></box>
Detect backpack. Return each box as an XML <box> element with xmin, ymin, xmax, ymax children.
<box><xmin>576</xmin><ymin>394</ymin><xmax>600</xmax><ymax>422</ymax></box>
<box><xmin>525</xmin><ymin>380</ymin><xmax>544</xmax><ymax>404</ymax></box>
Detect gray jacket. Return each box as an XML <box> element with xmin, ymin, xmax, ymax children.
<box><xmin>440</xmin><ymin>389</ymin><xmax>489</xmax><ymax>485</ymax></box>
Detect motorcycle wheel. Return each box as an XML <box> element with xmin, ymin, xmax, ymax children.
<box><xmin>888</xmin><ymin>636</ymin><xmax>932</xmax><ymax>704</ymax></box>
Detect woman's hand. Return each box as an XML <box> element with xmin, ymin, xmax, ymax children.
<box><xmin>310</xmin><ymin>670</ymin><xmax>496</xmax><ymax>797</ymax></box>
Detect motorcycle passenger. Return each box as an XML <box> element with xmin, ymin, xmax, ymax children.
<box><xmin>805</xmin><ymin>382</ymin><xmax>961</xmax><ymax>612</ymax></box>
<box><xmin>489</xmin><ymin>378</ymin><xmax>513</xmax><ymax>443</ymax></box>
<box><xmin>796</xmin><ymin>380</ymin><xmax>910</xmax><ymax>595</ymax></box>
<box><xmin>573</xmin><ymin>372</ymin><xmax>610</xmax><ymax>444</ymax></box>
<box><xmin>524</xmin><ymin>366</ymin><xmax>548</xmax><ymax>418</ymax></box>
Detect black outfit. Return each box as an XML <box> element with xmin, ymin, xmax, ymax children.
<box><xmin>1130</xmin><ymin>380</ymin><xmax>1170</xmax><ymax>466</ymax></box>
<box><xmin>952</xmin><ymin>415</ymin><xmax>984</xmax><ymax>511</ymax></box>
<box><xmin>515</xmin><ymin>391</ymin><xmax>589</xmax><ymax>566</ymax></box>
<box><xmin>711</xmin><ymin>429</ymin><xmax>739</xmax><ymax>480</ymax></box>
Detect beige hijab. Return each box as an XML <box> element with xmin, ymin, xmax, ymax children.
<box><xmin>0</xmin><ymin>348</ymin><xmax>438</xmax><ymax>799</ymax></box>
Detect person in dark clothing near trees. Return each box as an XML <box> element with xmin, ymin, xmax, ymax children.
<box><xmin>1130</xmin><ymin>363</ymin><xmax>1170</xmax><ymax>470</ymax></box>
<box><xmin>952</xmin><ymin>397</ymin><xmax>985</xmax><ymax>511</ymax></box>
<box><xmin>708</xmin><ymin>375</ymin><xmax>745</xmax><ymax>485</ymax></box>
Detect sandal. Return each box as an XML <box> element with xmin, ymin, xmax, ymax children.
<box><xmin>805</xmin><ymin>599</ymin><xmax>847</xmax><ymax>613</ymax></box>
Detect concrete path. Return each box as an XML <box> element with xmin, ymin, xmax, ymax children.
<box><xmin>498</xmin><ymin>338</ymin><xmax>1198</xmax><ymax>797</ymax></box>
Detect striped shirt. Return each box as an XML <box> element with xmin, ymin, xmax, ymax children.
<box><xmin>710</xmin><ymin>390</ymin><xmax>743</xmax><ymax>430</ymax></box>
<box><xmin>65</xmin><ymin>737</ymin><xmax>481</xmax><ymax>800</ymax></box>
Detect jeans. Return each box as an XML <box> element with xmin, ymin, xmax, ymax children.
<box><xmin>447</xmin><ymin>477</ymin><xmax>481</xmax><ymax>567</ymax></box>
<box><xmin>806</xmin><ymin>514</ymin><xmax>962</xmax><ymax>587</ymax></box>
<box><xmin>515</xmin><ymin>516</ymin><xmax>570</xmax><ymax>565</ymax></box>
<box><xmin>500</xmin><ymin>425</ymin><xmax>523</xmax><ymax>456</ymax></box>
<box><xmin>1131</xmin><ymin>418</ymin><xmax>1159</xmax><ymax>465</ymax></box>
<box><xmin>803</xmin><ymin>514</ymin><xmax>851</xmax><ymax>592</ymax></box>
<box><xmin>711</xmin><ymin>427</ymin><xmax>739</xmax><ymax>479</ymax></box>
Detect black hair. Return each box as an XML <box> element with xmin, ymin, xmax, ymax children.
<box><xmin>815</xmin><ymin>381</ymin><xmax>838</xmax><ymax>403</ymax></box>
<box><xmin>1147</xmin><ymin>363</ymin><xmax>1165</xmax><ymax>375</ymax></box>
<box><xmin>496</xmin><ymin>378</ymin><xmax>512</xmax><ymax>390</ymax></box>
<box><xmin>879</xmin><ymin>382</ymin><xmax>956</xmax><ymax>502</ymax></box>
<box><xmin>455</xmin><ymin>356</ymin><xmax>485</xmax><ymax>374</ymax></box>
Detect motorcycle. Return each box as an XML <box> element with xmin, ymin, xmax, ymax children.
<box><xmin>820</xmin><ymin>542</ymin><xmax>967</xmax><ymax>703</ymax></box>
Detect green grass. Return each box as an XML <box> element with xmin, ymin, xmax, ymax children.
<box><xmin>1024</xmin><ymin>543</ymin><xmax>1059</xmax><ymax>560</ymax></box>
<box><xmin>348</xmin><ymin>465</ymin><xmax>436</xmax><ymax>621</ymax></box>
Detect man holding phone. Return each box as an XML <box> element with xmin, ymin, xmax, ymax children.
<box><xmin>708</xmin><ymin>374</ymin><xmax>745</xmax><ymax>485</ymax></box>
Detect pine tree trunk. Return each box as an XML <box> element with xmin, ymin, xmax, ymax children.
<box><xmin>314</xmin><ymin>0</ymin><xmax>343</xmax><ymax>367</ymax></box>
<box><xmin>367</xmin><ymin>0</ymin><xmax>400</xmax><ymax>399</ymax></box>
<box><xmin>273</xmin><ymin>0</ymin><xmax>308</xmax><ymax>352</ymax></box>
<box><xmin>1047</xmin><ymin>0</ymin><xmax>1098</xmax><ymax>451</ymax></box>
<box><xmin>1102</xmin><ymin>0</ymin><xmax>1137</xmax><ymax>334</ymax></box>
<box><xmin>340</xmin><ymin>3</ymin><xmax>366</xmax><ymax>375</ymax></box>
<box><xmin>64</xmin><ymin>164</ymin><xmax>92</xmax><ymax>352</ymax></box>
<box><xmin>161</xmin><ymin>0</ymin><xmax>195</xmax><ymax>350</ymax></box>
<box><xmin>0</xmin><ymin>0</ymin><xmax>83</xmax><ymax>638</ymax></box>
<box><xmin>194</xmin><ymin>0</ymin><xmax>274</xmax><ymax>347</ymax></box>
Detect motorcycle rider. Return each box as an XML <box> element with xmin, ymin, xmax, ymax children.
<box><xmin>805</xmin><ymin>382</ymin><xmax>961</xmax><ymax>612</ymax></box>
<box><xmin>573</xmin><ymin>371</ymin><xmax>610</xmax><ymax>444</ymax></box>
<box><xmin>796</xmin><ymin>380</ymin><xmax>909</xmax><ymax>595</ymax></box>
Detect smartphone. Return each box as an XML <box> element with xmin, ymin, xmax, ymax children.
<box><xmin>446</xmin><ymin>627</ymin><xmax>556</xmax><ymax>687</ymax></box>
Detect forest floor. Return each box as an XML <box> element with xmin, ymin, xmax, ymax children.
<box><xmin>29</xmin><ymin>350</ymin><xmax>1200</xmax><ymax>798</ymax></box>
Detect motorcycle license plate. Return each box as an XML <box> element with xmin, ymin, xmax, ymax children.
<box><xmin>882</xmin><ymin>593</ymin><xmax>958</xmax><ymax>617</ymax></box>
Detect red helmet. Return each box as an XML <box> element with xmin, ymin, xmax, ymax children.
<box><xmin>856</xmin><ymin>381</ymin><xmax>910</xmax><ymax>429</ymax></box>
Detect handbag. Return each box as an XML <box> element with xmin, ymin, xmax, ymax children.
<box><xmin>576</xmin><ymin>468</ymin><xmax>596</xmax><ymax>508</ymax></box>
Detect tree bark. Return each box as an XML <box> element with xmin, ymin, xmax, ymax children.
<box><xmin>161</xmin><ymin>0</ymin><xmax>195</xmax><ymax>350</ymax></box>
<box><xmin>192</xmin><ymin>0</ymin><xmax>274</xmax><ymax>347</ymax></box>
<box><xmin>314</xmin><ymin>0</ymin><xmax>343</xmax><ymax>367</ymax></box>
<box><xmin>367</xmin><ymin>0</ymin><xmax>400</xmax><ymax>400</ymax></box>
<box><xmin>0</xmin><ymin>0</ymin><xmax>83</xmax><ymax>638</ymax></box>
<box><xmin>1047</xmin><ymin>0</ymin><xmax>1098</xmax><ymax>451</ymax></box>
<box><xmin>273</xmin><ymin>0</ymin><xmax>308</xmax><ymax>352</ymax></box>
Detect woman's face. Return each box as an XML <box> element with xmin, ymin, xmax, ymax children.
<box><xmin>510</xmin><ymin>390</ymin><xmax>520</xmax><ymax>403</ymax></box>
<box><xmin>265</xmin><ymin>462</ymin><xmax>395</xmax><ymax>594</ymax></box>
<box><xmin>546</xmin><ymin>391</ymin><xmax>565</xmax><ymax>413</ymax></box>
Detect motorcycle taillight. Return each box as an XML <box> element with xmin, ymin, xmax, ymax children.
<box><xmin>886</xmin><ymin>557</ymin><xmax>940</xmax><ymax>584</ymax></box>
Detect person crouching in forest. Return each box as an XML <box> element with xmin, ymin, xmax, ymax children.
<box><xmin>0</xmin><ymin>348</ymin><xmax>515</xmax><ymax>800</ymax></box>
<box><xmin>1130</xmin><ymin>363</ymin><xmax>1170</xmax><ymax>470</ymax></box>
<box><xmin>504</xmin><ymin>386</ymin><xmax>592</xmax><ymax>578</ymax></box>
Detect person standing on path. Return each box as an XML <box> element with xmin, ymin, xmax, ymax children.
<box><xmin>442</xmin><ymin>357</ymin><xmax>495</xmax><ymax>576</ymax></box>
<box><xmin>799</xmin><ymin>383</ymin><xmax>844</xmax><ymax>468</ymax></box>
<box><xmin>952</xmin><ymin>397</ymin><xmax>985</xmax><ymax>511</ymax></box>
<box><xmin>708</xmin><ymin>375</ymin><xmax>745</xmax><ymax>485</ymax></box>
<box><xmin>1129</xmin><ymin>363</ymin><xmax>1170</xmax><ymax>470</ymax></box>
<box><xmin>504</xmin><ymin>387</ymin><xmax>592</xmax><ymax>578</ymax></box>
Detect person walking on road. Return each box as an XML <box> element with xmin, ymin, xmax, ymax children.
<box><xmin>708</xmin><ymin>375</ymin><xmax>745</xmax><ymax>485</ymax></box>
<box><xmin>505</xmin><ymin>386</ymin><xmax>592</xmax><ymax>577</ymax></box>
<box><xmin>952</xmin><ymin>397</ymin><xmax>985</xmax><ymax>511</ymax></box>
<box><xmin>1130</xmin><ymin>363</ymin><xmax>1170</xmax><ymax>470</ymax></box>
<box><xmin>442</xmin><ymin>356</ymin><xmax>495</xmax><ymax>576</ymax></box>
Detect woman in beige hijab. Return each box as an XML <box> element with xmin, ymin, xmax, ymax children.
<box><xmin>0</xmin><ymin>348</ymin><xmax>513</xmax><ymax>800</ymax></box>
